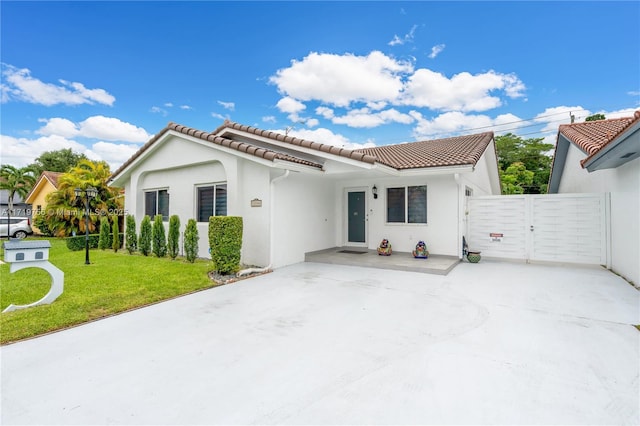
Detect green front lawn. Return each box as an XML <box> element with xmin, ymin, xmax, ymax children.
<box><xmin>1</xmin><ymin>238</ymin><xmax>217</xmax><ymax>344</ymax></box>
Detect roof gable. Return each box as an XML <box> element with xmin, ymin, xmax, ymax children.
<box><xmin>25</xmin><ymin>171</ymin><xmax>63</xmax><ymax>204</ymax></box>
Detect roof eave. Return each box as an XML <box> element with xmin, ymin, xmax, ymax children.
<box><xmin>582</xmin><ymin>120</ymin><xmax>640</xmax><ymax>172</ymax></box>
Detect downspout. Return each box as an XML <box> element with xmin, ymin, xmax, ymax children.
<box><xmin>237</xmin><ymin>169</ymin><xmax>290</xmax><ymax>276</ymax></box>
<box><xmin>454</xmin><ymin>173</ymin><xmax>464</xmax><ymax>260</ymax></box>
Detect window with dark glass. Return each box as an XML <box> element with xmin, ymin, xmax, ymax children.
<box><xmin>386</xmin><ymin>185</ymin><xmax>427</xmax><ymax>224</ymax></box>
<box><xmin>386</xmin><ymin>187</ymin><xmax>406</xmax><ymax>223</ymax></box>
<box><xmin>197</xmin><ymin>183</ymin><xmax>227</xmax><ymax>222</ymax></box>
<box><xmin>144</xmin><ymin>189</ymin><xmax>169</xmax><ymax>220</ymax></box>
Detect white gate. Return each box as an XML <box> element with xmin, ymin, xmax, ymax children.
<box><xmin>466</xmin><ymin>194</ymin><xmax>609</xmax><ymax>265</ymax></box>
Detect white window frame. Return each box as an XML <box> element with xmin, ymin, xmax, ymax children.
<box><xmin>144</xmin><ymin>188</ymin><xmax>170</xmax><ymax>221</ymax></box>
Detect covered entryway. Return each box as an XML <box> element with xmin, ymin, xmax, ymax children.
<box><xmin>466</xmin><ymin>193</ymin><xmax>609</xmax><ymax>265</ymax></box>
<box><xmin>347</xmin><ymin>190</ymin><xmax>367</xmax><ymax>245</ymax></box>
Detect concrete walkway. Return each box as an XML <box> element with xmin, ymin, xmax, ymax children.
<box><xmin>1</xmin><ymin>261</ymin><xmax>639</xmax><ymax>425</ymax></box>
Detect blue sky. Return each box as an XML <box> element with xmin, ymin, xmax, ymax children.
<box><xmin>1</xmin><ymin>1</ymin><xmax>639</xmax><ymax>170</ymax></box>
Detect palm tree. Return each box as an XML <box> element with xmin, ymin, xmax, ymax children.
<box><xmin>0</xmin><ymin>165</ymin><xmax>37</xmax><ymax>238</ymax></box>
<box><xmin>44</xmin><ymin>160</ymin><xmax>123</xmax><ymax>237</ymax></box>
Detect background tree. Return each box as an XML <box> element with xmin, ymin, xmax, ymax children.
<box><xmin>125</xmin><ymin>214</ymin><xmax>137</xmax><ymax>254</ymax></box>
<box><xmin>30</xmin><ymin>148</ymin><xmax>88</xmax><ymax>175</ymax></box>
<box><xmin>585</xmin><ymin>113</ymin><xmax>606</xmax><ymax>122</ymax></box>
<box><xmin>43</xmin><ymin>159</ymin><xmax>123</xmax><ymax>237</ymax></box>
<box><xmin>495</xmin><ymin>133</ymin><xmax>554</xmax><ymax>194</ymax></box>
<box><xmin>152</xmin><ymin>214</ymin><xmax>167</xmax><ymax>257</ymax></box>
<box><xmin>184</xmin><ymin>219</ymin><xmax>199</xmax><ymax>263</ymax></box>
<box><xmin>112</xmin><ymin>219</ymin><xmax>120</xmax><ymax>252</ymax></box>
<box><xmin>501</xmin><ymin>162</ymin><xmax>534</xmax><ymax>194</ymax></box>
<box><xmin>139</xmin><ymin>215</ymin><xmax>152</xmax><ymax>256</ymax></box>
<box><xmin>167</xmin><ymin>215</ymin><xmax>180</xmax><ymax>260</ymax></box>
<box><xmin>98</xmin><ymin>216</ymin><xmax>111</xmax><ymax>250</ymax></box>
<box><xmin>0</xmin><ymin>165</ymin><xmax>37</xmax><ymax>237</ymax></box>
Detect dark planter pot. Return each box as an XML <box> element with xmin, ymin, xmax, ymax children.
<box><xmin>467</xmin><ymin>252</ymin><xmax>482</xmax><ymax>263</ymax></box>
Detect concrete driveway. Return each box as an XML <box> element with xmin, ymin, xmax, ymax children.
<box><xmin>1</xmin><ymin>260</ymin><xmax>639</xmax><ymax>425</ymax></box>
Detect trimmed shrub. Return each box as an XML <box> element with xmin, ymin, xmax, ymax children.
<box><xmin>98</xmin><ymin>217</ymin><xmax>111</xmax><ymax>250</ymax></box>
<box><xmin>112</xmin><ymin>219</ymin><xmax>120</xmax><ymax>252</ymax></box>
<box><xmin>152</xmin><ymin>214</ymin><xmax>167</xmax><ymax>257</ymax></box>
<box><xmin>33</xmin><ymin>213</ymin><xmax>54</xmax><ymax>237</ymax></box>
<box><xmin>184</xmin><ymin>219</ymin><xmax>199</xmax><ymax>263</ymax></box>
<box><xmin>209</xmin><ymin>216</ymin><xmax>243</xmax><ymax>275</ymax></box>
<box><xmin>167</xmin><ymin>215</ymin><xmax>180</xmax><ymax>260</ymax></box>
<box><xmin>125</xmin><ymin>214</ymin><xmax>137</xmax><ymax>254</ymax></box>
<box><xmin>139</xmin><ymin>215</ymin><xmax>152</xmax><ymax>256</ymax></box>
<box><xmin>66</xmin><ymin>234</ymin><xmax>100</xmax><ymax>251</ymax></box>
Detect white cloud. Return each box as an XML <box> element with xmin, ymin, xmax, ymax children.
<box><xmin>218</xmin><ymin>100</ymin><xmax>235</xmax><ymax>111</ymax></box>
<box><xmin>270</xmin><ymin>51</ymin><xmax>413</xmax><ymax>107</ymax></box>
<box><xmin>315</xmin><ymin>106</ymin><xmax>335</xmax><ymax>119</ymax></box>
<box><xmin>262</xmin><ymin>116</ymin><xmax>277</xmax><ymax>123</ymax></box>
<box><xmin>151</xmin><ymin>106</ymin><xmax>168</xmax><ymax>116</ymax></box>
<box><xmin>305</xmin><ymin>118</ymin><xmax>319</xmax><ymax>127</ymax></box>
<box><xmin>0</xmin><ymin>133</ymin><xmax>142</xmax><ymax>170</ymax></box>
<box><xmin>276</xmin><ymin>96</ymin><xmax>306</xmax><ymax>114</ymax></box>
<box><xmin>275</xmin><ymin>127</ymin><xmax>376</xmax><ymax>150</ymax></box>
<box><xmin>628</xmin><ymin>91</ymin><xmax>640</xmax><ymax>96</ymax></box>
<box><xmin>533</xmin><ymin>106</ymin><xmax>589</xmax><ymax>132</ymax></box>
<box><xmin>91</xmin><ymin>141</ymin><xmax>140</xmax><ymax>168</ymax></box>
<box><xmin>1</xmin><ymin>64</ymin><xmax>115</xmax><ymax>106</ymax></box>
<box><xmin>409</xmin><ymin>111</ymin><xmax>527</xmax><ymax>139</ymax></box>
<box><xmin>331</xmin><ymin>108</ymin><xmax>415</xmax><ymax>128</ymax></box>
<box><xmin>37</xmin><ymin>116</ymin><xmax>150</xmax><ymax>143</ymax></box>
<box><xmin>388</xmin><ymin>25</ymin><xmax>418</xmax><ymax>46</ymax></box>
<box><xmin>211</xmin><ymin>112</ymin><xmax>229</xmax><ymax>121</ymax></box>
<box><xmin>180</xmin><ymin>105</ymin><xmax>192</xmax><ymax>110</ymax></box>
<box><xmin>428</xmin><ymin>44</ymin><xmax>446</xmax><ymax>59</ymax></box>
<box><xmin>164</xmin><ymin>102</ymin><xmax>174</xmax><ymax>107</ymax></box>
<box><xmin>401</xmin><ymin>69</ymin><xmax>526</xmax><ymax>112</ymax></box>
<box><xmin>0</xmin><ymin>134</ymin><xmax>90</xmax><ymax>167</ymax></box>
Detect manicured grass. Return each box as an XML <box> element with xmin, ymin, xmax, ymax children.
<box><xmin>1</xmin><ymin>238</ymin><xmax>218</xmax><ymax>344</ymax></box>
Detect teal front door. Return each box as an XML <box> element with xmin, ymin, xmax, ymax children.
<box><xmin>348</xmin><ymin>191</ymin><xmax>366</xmax><ymax>243</ymax></box>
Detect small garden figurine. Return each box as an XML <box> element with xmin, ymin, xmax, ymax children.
<box><xmin>412</xmin><ymin>240</ymin><xmax>429</xmax><ymax>258</ymax></box>
<box><xmin>377</xmin><ymin>238</ymin><xmax>392</xmax><ymax>256</ymax></box>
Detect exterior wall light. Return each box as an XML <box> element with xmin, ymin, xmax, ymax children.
<box><xmin>372</xmin><ymin>185</ymin><xmax>378</xmax><ymax>199</ymax></box>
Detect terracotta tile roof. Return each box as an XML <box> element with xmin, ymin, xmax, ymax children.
<box><xmin>214</xmin><ymin>120</ymin><xmax>377</xmax><ymax>164</ymax></box>
<box><xmin>110</xmin><ymin>122</ymin><xmax>323</xmax><ymax>179</ymax></box>
<box><xmin>42</xmin><ymin>171</ymin><xmax>62</xmax><ymax>188</ymax></box>
<box><xmin>559</xmin><ymin>112</ymin><xmax>640</xmax><ymax>166</ymax></box>
<box><xmin>354</xmin><ymin>132</ymin><xmax>494</xmax><ymax>169</ymax></box>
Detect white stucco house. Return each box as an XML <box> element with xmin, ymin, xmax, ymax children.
<box><xmin>548</xmin><ymin>111</ymin><xmax>640</xmax><ymax>285</ymax></box>
<box><xmin>109</xmin><ymin>121</ymin><xmax>501</xmax><ymax>269</ymax></box>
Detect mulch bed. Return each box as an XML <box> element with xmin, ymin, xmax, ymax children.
<box><xmin>208</xmin><ymin>268</ymin><xmax>272</xmax><ymax>285</ymax></box>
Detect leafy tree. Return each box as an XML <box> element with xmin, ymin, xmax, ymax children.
<box><xmin>31</xmin><ymin>148</ymin><xmax>88</xmax><ymax>174</ymax></box>
<box><xmin>0</xmin><ymin>165</ymin><xmax>37</xmax><ymax>237</ymax></box>
<box><xmin>112</xmin><ymin>219</ymin><xmax>120</xmax><ymax>252</ymax></box>
<box><xmin>184</xmin><ymin>219</ymin><xmax>199</xmax><ymax>263</ymax></box>
<box><xmin>125</xmin><ymin>214</ymin><xmax>137</xmax><ymax>254</ymax></box>
<box><xmin>167</xmin><ymin>215</ymin><xmax>180</xmax><ymax>259</ymax></box>
<box><xmin>139</xmin><ymin>215</ymin><xmax>152</xmax><ymax>256</ymax></box>
<box><xmin>43</xmin><ymin>160</ymin><xmax>123</xmax><ymax>237</ymax></box>
<box><xmin>98</xmin><ymin>216</ymin><xmax>111</xmax><ymax>250</ymax></box>
<box><xmin>152</xmin><ymin>214</ymin><xmax>167</xmax><ymax>257</ymax></box>
<box><xmin>500</xmin><ymin>162</ymin><xmax>534</xmax><ymax>194</ymax></box>
<box><xmin>585</xmin><ymin>113</ymin><xmax>606</xmax><ymax>122</ymax></box>
<box><xmin>495</xmin><ymin>133</ymin><xmax>553</xmax><ymax>194</ymax></box>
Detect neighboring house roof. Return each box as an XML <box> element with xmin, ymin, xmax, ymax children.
<box><xmin>548</xmin><ymin>111</ymin><xmax>640</xmax><ymax>193</ymax></box>
<box><xmin>111</xmin><ymin>121</ymin><xmax>497</xmax><ymax>182</ymax></box>
<box><xmin>25</xmin><ymin>171</ymin><xmax>63</xmax><ymax>204</ymax></box>
<box><xmin>355</xmin><ymin>132</ymin><xmax>494</xmax><ymax>169</ymax></box>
